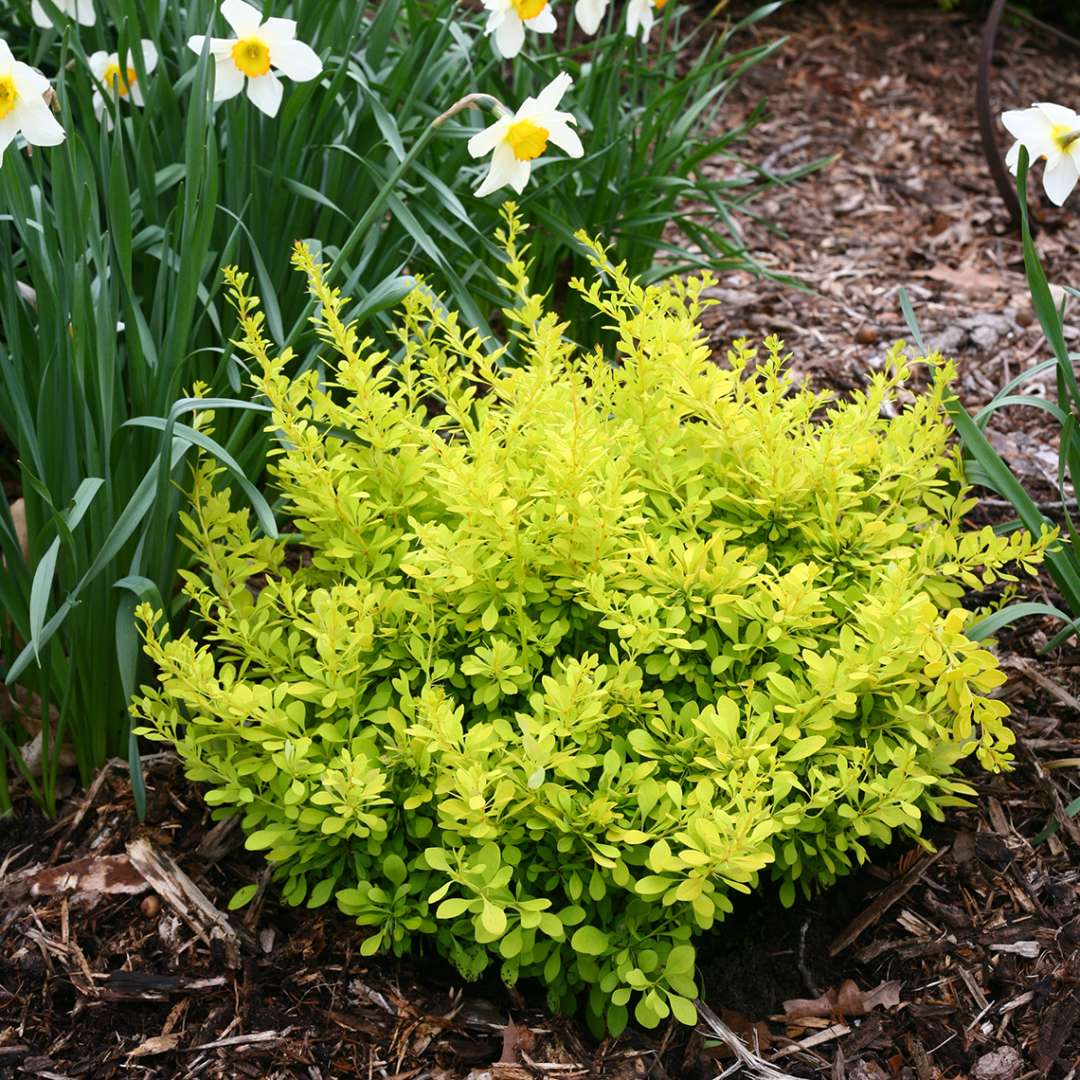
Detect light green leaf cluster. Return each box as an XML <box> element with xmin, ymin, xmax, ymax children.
<box><xmin>132</xmin><ymin>208</ymin><xmax>1048</xmax><ymax>1036</ymax></box>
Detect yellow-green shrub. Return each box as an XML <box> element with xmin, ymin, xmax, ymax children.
<box><xmin>133</xmin><ymin>210</ymin><xmax>1046</xmax><ymax>1035</ymax></box>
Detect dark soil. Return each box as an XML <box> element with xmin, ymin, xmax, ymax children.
<box><xmin>5</xmin><ymin>1</ymin><xmax>1080</xmax><ymax>1077</ymax></box>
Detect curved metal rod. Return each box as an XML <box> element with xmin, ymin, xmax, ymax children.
<box><xmin>977</xmin><ymin>0</ymin><xmax>1024</xmax><ymax>228</ymax></box>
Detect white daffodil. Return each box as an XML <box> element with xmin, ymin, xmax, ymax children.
<box><xmin>0</xmin><ymin>40</ymin><xmax>65</xmax><ymax>165</ymax></box>
<box><xmin>626</xmin><ymin>0</ymin><xmax>669</xmax><ymax>42</ymax></box>
<box><xmin>31</xmin><ymin>0</ymin><xmax>96</xmax><ymax>28</ymax></box>
<box><xmin>89</xmin><ymin>41</ymin><xmax>158</xmax><ymax>126</ymax></box>
<box><xmin>468</xmin><ymin>73</ymin><xmax>583</xmax><ymax>198</ymax></box>
<box><xmin>574</xmin><ymin>0</ymin><xmax>609</xmax><ymax>35</ymax></box>
<box><xmin>187</xmin><ymin>0</ymin><xmax>323</xmax><ymax>119</ymax></box>
<box><xmin>482</xmin><ymin>0</ymin><xmax>557</xmax><ymax>60</ymax></box>
<box><xmin>1003</xmin><ymin>102</ymin><xmax>1080</xmax><ymax>207</ymax></box>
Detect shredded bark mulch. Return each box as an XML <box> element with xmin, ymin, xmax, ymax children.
<box><xmin>4</xmin><ymin>1</ymin><xmax>1080</xmax><ymax>1077</ymax></box>
<box><xmin>713</xmin><ymin>0</ymin><xmax>1080</xmax><ymax>493</ymax></box>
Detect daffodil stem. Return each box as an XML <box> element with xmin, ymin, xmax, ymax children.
<box><xmin>281</xmin><ymin>133</ymin><xmax>433</xmax><ymax>351</ymax></box>
<box><xmin>281</xmin><ymin>93</ymin><xmax>509</xmax><ymax>354</ymax></box>
<box><xmin>432</xmin><ymin>93</ymin><xmax>509</xmax><ymax>125</ymax></box>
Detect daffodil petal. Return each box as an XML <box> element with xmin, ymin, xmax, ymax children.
<box><xmin>30</xmin><ymin>0</ymin><xmax>51</xmax><ymax>29</ymax></box>
<box><xmin>536</xmin><ymin>72</ymin><xmax>573</xmax><ymax>113</ymax></box>
<box><xmin>1001</xmin><ymin>107</ymin><xmax>1055</xmax><ymax>157</ymax></box>
<box><xmin>188</xmin><ymin>35</ymin><xmax>235</xmax><ymax>60</ymax></box>
<box><xmin>38</xmin><ymin>0</ymin><xmax>94</xmax><ymax>24</ymax></box>
<box><xmin>260</xmin><ymin>17</ymin><xmax>299</xmax><ymax>48</ymax></box>
<box><xmin>0</xmin><ymin>41</ymin><xmax>13</xmax><ymax>68</ymax></box>
<box><xmin>141</xmin><ymin>40</ymin><xmax>160</xmax><ymax>74</ymax></box>
<box><xmin>475</xmin><ymin>142</ymin><xmax>518</xmax><ymax>197</ymax></box>
<box><xmin>626</xmin><ymin>0</ymin><xmax>654</xmax><ymax>39</ymax></box>
<box><xmin>18</xmin><ymin>100</ymin><xmax>66</xmax><ymax>148</ymax></box>
<box><xmin>88</xmin><ymin>50</ymin><xmax>110</xmax><ymax>79</ymax></box>
<box><xmin>221</xmin><ymin>0</ymin><xmax>263</xmax><ymax>37</ymax></box>
<box><xmin>271</xmin><ymin>39</ymin><xmax>322</xmax><ymax>82</ymax></box>
<box><xmin>507</xmin><ymin>157</ymin><xmax>532</xmax><ymax>194</ymax></box>
<box><xmin>474</xmin><ymin>164</ymin><xmax>503</xmax><ymax>198</ymax></box>
<box><xmin>1036</xmin><ymin>102</ymin><xmax>1080</xmax><ymax>129</ymax></box>
<box><xmin>525</xmin><ymin>7</ymin><xmax>557</xmax><ymax>33</ymax></box>
<box><xmin>0</xmin><ymin>115</ymin><xmax>19</xmax><ymax>162</ymax></box>
<box><xmin>212</xmin><ymin>57</ymin><xmax>245</xmax><ymax>102</ymax></box>
<box><xmin>1043</xmin><ymin>152</ymin><xmax>1079</xmax><ymax>206</ymax></box>
<box><xmin>493</xmin><ymin>17</ymin><xmax>525</xmax><ymax>58</ymax></box>
<box><xmin>574</xmin><ymin>0</ymin><xmax>608</xmax><ymax>35</ymax></box>
<box><xmin>468</xmin><ymin>118</ymin><xmax>511</xmax><ymax>159</ymax></box>
<box><xmin>1005</xmin><ymin>139</ymin><xmax>1022</xmax><ymax>174</ymax></box>
<box><xmin>246</xmin><ymin>71</ymin><xmax>284</xmax><ymax>117</ymax></box>
<box><xmin>547</xmin><ymin>121</ymin><xmax>584</xmax><ymax>158</ymax></box>
<box><xmin>474</xmin><ymin>168</ymin><xmax>502</xmax><ymax>199</ymax></box>
<box><xmin>14</xmin><ymin>63</ymin><xmax>49</xmax><ymax>99</ymax></box>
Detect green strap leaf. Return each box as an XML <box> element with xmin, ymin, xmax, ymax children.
<box><xmin>124</xmin><ymin>407</ymin><xmax>277</xmax><ymax>538</ymax></box>
<box><xmin>966</xmin><ymin>602</ymin><xmax>1075</xmax><ymax>642</ymax></box>
<box><xmin>28</xmin><ymin>478</ymin><xmax>104</xmax><ymax>662</ymax></box>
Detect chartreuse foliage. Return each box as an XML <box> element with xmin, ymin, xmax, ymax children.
<box><xmin>133</xmin><ymin>211</ymin><xmax>1047</xmax><ymax>1035</ymax></box>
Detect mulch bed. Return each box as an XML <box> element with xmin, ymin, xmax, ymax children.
<box><xmin>2</xmin><ymin>712</ymin><xmax>1080</xmax><ymax>1079</ymax></box>
<box><xmin>710</xmin><ymin>0</ymin><xmax>1080</xmax><ymax>494</ymax></box>
<box><xmin>4</xmin><ymin>1</ymin><xmax>1080</xmax><ymax>1076</ymax></box>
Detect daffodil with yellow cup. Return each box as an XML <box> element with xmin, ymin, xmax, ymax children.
<box><xmin>1003</xmin><ymin>102</ymin><xmax>1080</xmax><ymax>207</ymax></box>
<box><xmin>187</xmin><ymin>0</ymin><xmax>323</xmax><ymax>118</ymax></box>
<box><xmin>467</xmin><ymin>72</ymin><xmax>584</xmax><ymax>197</ymax></box>
<box><xmin>89</xmin><ymin>41</ymin><xmax>158</xmax><ymax>126</ymax></box>
<box><xmin>0</xmin><ymin>39</ymin><xmax>65</xmax><ymax>164</ymax></box>
<box><xmin>482</xmin><ymin>0</ymin><xmax>557</xmax><ymax>59</ymax></box>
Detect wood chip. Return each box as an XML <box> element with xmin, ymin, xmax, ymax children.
<box><xmin>770</xmin><ymin>1024</ymin><xmax>852</xmax><ymax>1061</ymax></box>
<box><xmin>127</xmin><ymin>1034</ymin><xmax>182</xmax><ymax>1059</ymax></box>
<box><xmin>184</xmin><ymin>1030</ymin><xmax>287</xmax><ymax>1051</ymax></box>
<box><xmin>126</xmin><ymin>837</ymin><xmax>251</xmax><ymax>967</ymax></box>
<box><xmin>829</xmin><ymin>848</ymin><xmax>949</xmax><ymax>957</ymax></box>
<box><xmin>28</xmin><ymin>854</ymin><xmax>148</xmax><ymax>902</ymax></box>
<box><xmin>989</xmin><ymin>941</ymin><xmax>1041</xmax><ymax>958</ymax></box>
<box><xmin>695</xmin><ymin>1000</ymin><xmax>802</xmax><ymax>1080</ymax></box>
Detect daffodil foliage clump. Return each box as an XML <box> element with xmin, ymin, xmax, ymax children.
<box><xmin>133</xmin><ymin>212</ymin><xmax>1045</xmax><ymax>1035</ymax></box>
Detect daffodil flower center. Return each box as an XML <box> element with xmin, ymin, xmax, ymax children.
<box><xmin>1051</xmin><ymin>122</ymin><xmax>1080</xmax><ymax>154</ymax></box>
<box><xmin>232</xmin><ymin>36</ymin><xmax>272</xmax><ymax>78</ymax></box>
<box><xmin>506</xmin><ymin>118</ymin><xmax>549</xmax><ymax>161</ymax></box>
<box><xmin>0</xmin><ymin>75</ymin><xmax>18</xmax><ymax>120</ymax></box>
<box><xmin>511</xmin><ymin>0</ymin><xmax>547</xmax><ymax>20</ymax></box>
<box><xmin>655</xmin><ymin>0</ymin><xmax>669</xmax><ymax>7</ymax></box>
<box><xmin>103</xmin><ymin>62</ymin><xmax>137</xmax><ymax>98</ymax></box>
